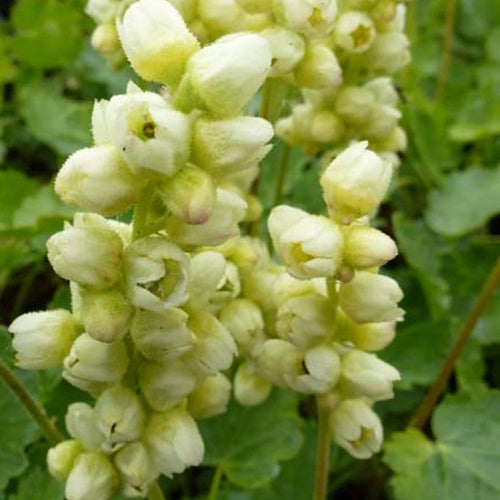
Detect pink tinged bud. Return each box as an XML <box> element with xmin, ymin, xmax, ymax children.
<box><xmin>124</xmin><ymin>235</ymin><xmax>189</xmax><ymax>312</ymax></box>
<box><xmin>46</xmin><ymin>213</ymin><xmax>124</xmax><ymax>290</ymax></box>
<box><xmin>268</xmin><ymin>205</ymin><xmax>344</xmax><ymax>280</ymax></box>
<box><xmin>234</xmin><ymin>361</ymin><xmax>272</xmax><ymax>406</ymax></box>
<box><xmin>339</xmin><ymin>271</ymin><xmax>404</xmax><ymax>323</ymax></box>
<box><xmin>160</xmin><ymin>165</ymin><xmax>216</xmax><ymax>224</ymax></box>
<box><xmin>131</xmin><ymin>308</ymin><xmax>194</xmax><ymax>362</ymax></box>
<box><xmin>9</xmin><ymin>310</ymin><xmax>77</xmax><ymax>369</ymax></box>
<box><xmin>320</xmin><ymin>141</ymin><xmax>393</xmax><ymax>221</ymax></box>
<box><xmin>116</xmin><ymin>0</ymin><xmax>200</xmax><ymax>86</ymax></box>
<box><xmin>144</xmin><ymin>408</ymin><xmax>204</xmax><ymax>476</ymax></box>
<box><xmin>55</xmin><ymin>145</ymin><xmax>141</xmax><ymax>216</ymax></box>
<box><xmin>65</xmin><ymin>452</ymin><xmax>118</xmax><ymax>500</ymax></box>
<box><xmin>187</xmin><ymin>373</ymin><xmax>232</xmax><ymax>419</ymax></box>
<box><xmin>47</xmin><ymin>440</ymin><xmax>83</xmax><ymax>482</ymax></box>
<box><xmin>330</xmin><ymin>399</ymin><xmax>383</xmax><ymax>459</ymax></box>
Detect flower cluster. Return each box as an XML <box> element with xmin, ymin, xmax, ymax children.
<box><xmin>8</xmin><ymin>0</ymin><xmax>409</xmax><ymax>497</ymax></box>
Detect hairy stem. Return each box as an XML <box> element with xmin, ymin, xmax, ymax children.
<box><xmin>435</xmin><ymin>0</ymin><xmax>457</xmax><ymax>102</ymax></box>
<box><xmin>314</xmin><ymin>395</ymin><xmax>332</xmax><ymax>500</ymax></box>
<box><xmin>273</xmin><ymin>143</ymin><xmax>290</xmax><ymax>207</ymax></box>
<box><xmin>0</xmin><ymin>357</ymin><xmax>64</xmax><ymax>444</ymax></box>
<box><xmin>411</xmin><ymin>258</ymin><xmax>500</xmax><ymax>429</ymax></box>
<box><xmin>207</xmin><ymin>466</ymin><xmax>223</xmax><ymax>500</ymax></box>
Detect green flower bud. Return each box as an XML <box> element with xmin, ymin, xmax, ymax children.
<box><xmin>188</xmin><ymin>373</ymin><xmax>232</xmax><ymax>419</ymax></box>
<box><xmin>333</xmin><ymin>11</ymin><xmax>376</xmax><ymax>53</ymax></box>
<box><xmin>343</xmin><ymin>225</ymin><xmax>398</xmax><ymax>269</ymax></box>
<box><xmin>91</xmin><ymin>23</ymin><xmax>125</xmax><ymax>70</ymax></box>
<box><xmin>220</xmin><ymin>299</ymin><xmax>265</xmax><ymax>356</ymax></box>
<box><xmin>363</xmin><ymin>77</ymin><xmax>399</xmax><ymax>106</ymax></box>
<box><xmin>65</xmin><ymin>453</ymin><xmax>118</xmax><ymax>500</ymax></box>
<box><xmin>255</xmin><ymin>339</ymin><xmax>301</xmax><ymax>388</ymax></box>
<box><xmin>47</xmin><ymin>213</ymin><xmax>124</xmax><ymax>290</ymax></box>
<box><xmin>114</xmin><ymin>442</ymin><xmax>158</xmax><ymax>498</ymax></box>
<box><xmin>235</xmin><ymin>0</ymin><xmax>272</xmax><ymax>14</ymax></box>
<box><xmin>320</xmin><ymin>141</ymin><xmax>393</xmax><ymax>221</ymax></box>
<box><xmin>47</xmin><ymin>440</ymin><xmax>83</xmax><ymax>482</ymax></box>
<box><xmin>330</xmin><ymin>399</ymin><xmax>383</xmax><ymax>459</ymax></box>
<box><xmin>9</xmin><ymin>310</ymin><xmax>77</xmax><ymax>369</ymax></box>
<box><xmin>185</xmin><ymin>311</ymin><xmax>237</xmax><ymax>377</ymax></box>
<box><xmin>65</xmin><ymin>403</ymin><xmax>105</xmax><ymax>452</ymax></box>
<box><xmin>55</xmin><ymin>145</ymin><xmax>140</xmax><ymax>216</ymax></box>
<box><xmin>95</xmin><ymin>387</ymin><xmax>146</xmax><ymax>449</ymax></box>
<box><xmin>334</xmin><ymin>86</ymin><xmax>375</xmax><ymax>126</ymax></box>
<box><xmin>175</xmin><ymin>33</ymin><xmax>271</xmax><ymax>117</ymax></box>
<box><xmin>160</xmin><ymin>165</ymin><xmax>216</xmax><ymax>225</ymax></box>
<box><xmin>294</xmin><ymin>42</ymin><xmax>342</xmax><ymax>89</ymax></box>
<box><xmin>192</xmin><ymin>116</ymin><xmax>273</xmax><ymax>176</ymax></box>
<box><xmin>273</xmin><ymin>272</ymin><xmax>326</xmax><ymax>307</ymax></box>
<box><xmin>168</xmin><ymin>0</ymin><xmax>198</xmax><ymax>22</ymax></box>
<box><xmin>85</xmin><ymin>0</ymin><xmax>119</xmax><ymax>24</ymax></box>
<box><xmin>131</xmin><ymin>308</ymin><xmax>194</xmax><ymax>363</ymax></box>
<box><xmin>242</xmin><ymin>266</ymin><xmax>283</xmax><ymax>312</ymax></box>
<box><xmin>260</xmin><ymin>27</ymin><xmax>305</xmax><ymax>76</ymax></box>
<box><xmin>339</xmin><ymin>271</ymin><xmax>404</xmax><ymax>323</ymax></box>
<box><xmin>144</xmin><ymin>408</ymin><xmax>204</xmax><ymax>476</ymax></box>
<box><xmin>198</xmin><ymin>0</ymin><xmax>247</xmax><ymax>38</ymax></box>
<box><xmin>310</xmin><ymin>110</ymin><xmax>345</xmax><ymax>143</ymax></box>
<box><xmin>268</xmin><ymin>205</ymin><xmax>344</xmax><ymax>280</ymax></box>
<box><xmin>166</xmin><ymin>188</ymin><xmax>247</xmax><ymax>247</ymax></box>
<box><xmin>365</xmin><ymin>33</ymin><xmax>410</xmax><ymax>74</ymax></box>
<box><xmin>117</xmin><ymin>0</ymin><xmax>199</xmax><ymax>86</ymax></box>
<box><xmin>361</xmin><ymin>104</ymin><xmax>401</xmax><ymax>139</ymax></box>
<box><xmin>139</xmin><ymin>358</ymin><xmax>198</xmax><ymax>411</ymax></box>
<box><xmin>234</xmin><ymin>361</ymin><xmax>272</xmax><ymax>406</ymax></box>
<box><xmin>340</xmin><ymin>350</ymin><xmax>400</xmax><ymax>400</ymax></box>
<box><xmin>63</xmin><ymin>334</ymin><xmax>129</xmax><ymax>392</ymax></box>
<box><xmin>125</xmin><ymin>235</ymin><xmax>189</xmax><ymax>312</ymax></box>
<box><xmin>81</xmin><ymin>288</ymin><xmax>133</xmax><ymax>343</ymax></box>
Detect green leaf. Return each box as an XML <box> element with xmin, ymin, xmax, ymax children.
<box><xmin>10</xmin><ymin>467</ymin><xmax>63</xmax><ymax>500</ymax></box>
<box><xmin>425</xmin><ymin>166</ymin><xmax>500</xmax><ymax>236</ymax></box>
<box><xmin>455</xmin><ymin>339</ymin><xmax>487</xmax><ymax>394</ymax></box>
<box><xmin>0</xmin><ymin>170</ymin><xmax>38</xmax><ymax>228</ymax></box>
<box><xmin>11</xmin><ymin>0</ymin><xmax>85</xmax><ymax>69</ymax></box>
<box><xmin>199</xmin><ymin>391</ymin><xmax>303</xmax><ymax>489</ymax></box>
<box><xmin>384</xmin><ymin>391</ymin><xmax>500</xmax><ymax>500</ymax></box>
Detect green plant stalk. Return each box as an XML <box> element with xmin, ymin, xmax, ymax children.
<box><xmin>132</xmin><ymin>181</ymin><xmax>156</xmax><ymax>240</ymax></box>
<box><xmin>314</xmin><ymin>395</ymin><xmax>332</xmax><ymax>500</ymax></box>
<box><xmin>411</xmin><ymin>257</ymin><xmax>500</xmax><ymax>429</ymax></box>
<box><xmin>148</xmin><ymin>481</ymin><xmax>166</xmax><ymax>500</ymax></box>
<box><xmin>273</xmin><ymin>143</ymin><xmax>291</xmax><ymax>207</ymax></box>
<box><xmin>0</xmin><ymin>357</ymin><xmax>64</xmax><ymax>444</ymax></box>
<box><xmin>207</xmin><ymin>465</ymin><xmax>223</xmax><ymax>500</ymax></box>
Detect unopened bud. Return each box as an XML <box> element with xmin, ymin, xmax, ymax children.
<box><xmin>365</xmin><ymin>33</ymin><xmax>410</xmax><ymax>74</ymax></box>
<box><xmin>260</xmin><ymin>27</ymin><xmax>305</xmax><ymax>76</ymax></box>
<box><xmin>85</xmin><ymin>0</ymin><xmax>118</xmax><ymax>24</ymax></box>
<box><xmin>65</xmin><ymin>403</ymin><xmax>104</xmax><ymax>452</ymax></box>
<box><xmin>188</xmin><ymin>373</ymin><xmax>231</xmax><ymax>419</ymax></box>
<box><xmin>235</xmin><ymin>0</ymin><xmax>272</xmax><ymax>14</ymax></box>
<box><xmin>334</xmin><ymin>86</ymin><xmax>375</xmax><ymax>126</ymax></box>
<box><xmin>47</xmin><ymin>440</ymin><xmax>83</xmax><ymax>482</ymax></box>
<box><xmin>9</xmin><ymin>310</ymin><xmax>77</xmax><ymax>369</ymax></box>
<box><xmin>256</xmin><ymin>339</ymin><xmax>300</xmax><ymax>388</ymax></box>
<box><xmin>234</xmin><ymin>361</ymin><xmax>272</xmax><ymax>406</ymax></box>
<box><xmin>294</xmin><ymin>42</ymin><xmax>342</xmax><ymax>89</ymax></box>
<box><xmin>198</xmin><ymin>0</ymin><xmax>247</xmax><ymax>38</ymax></box>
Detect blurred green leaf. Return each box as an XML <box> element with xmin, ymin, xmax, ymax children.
<box><xmin>0</xmin><ymin>170</ymin><xmax>38</xmax><ymax>228</ymax></box>
<box><xmin>9</xmin><ymin>467</ymin><xmax>63</xmax><ymax>500</ymax></box>
<box><xmin>425</xmin><ymin>166</ymin><xmax>500</xmax><ymax>236</ymax></box>
<box><xmin>200</xmin><ymin>391</ymin><xmax>303</xmax><ymax>489</ymax></box>
<box><xmin>455</xmin><ymin>339</ymin><xmax>487</xmax><ymax>394</ymax></box>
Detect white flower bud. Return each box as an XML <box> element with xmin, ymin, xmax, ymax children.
<box><xmin>198</xmin><ymin>0</ymin><xmax>247</xmax><ymax>37</ymax></box>
<box><xmin>276</xmin><ymin>292</ymin><xmax>335</xmax><ymax>349</ymax></box>
<box><xmin>340</xmin><ymin>350</ymin><xmax>400</xmax><ymax>400</ymax></box>
<box><xmin>339</xmin><ymin>271</ymin><xmax>404</xmax><ymax>323</ymax></box>
<box><xmin>260</xmin><ymin>27</ymin><xmax>305</xmax><ymax>76</ymax></box>
<box><xmin>234</xmin><ymin>361</ymin><xmax>272</xmax><ymax>406</ymax></box>
<box><xmin>85</xmin><ymin>0</ymin><xmax>119</xmax><ymax>24</ymax></box>
<box><xmin>273</xmin><ymin>272</ymin><xmax>327</xmax><ymax>307</ymax></box>
<box><xmin>363</xmin><ymin>77</ymin><xmax>399</xmax><ymax>106</ymax></box>
<box><xmin>188</xmin><ymin>373</ymin><xmax>232</xmax><ymax>419</ymax></box>
<box><xmin>166</xmin><ymin>188</ymin><xmax>247</xmax><ymax>247</ymax></box>
<box><xmin>334</xmin><ymin>86</ymin><xmax>375</xmax><ymax>125</ymax></box>
<box><xmin>65</xmin><ymin>403</ymin><xmax>104</xmax><ymax>452</ymax></box>
<box><xmin>95</xmin><ymin>387</ymin><xmax>146</xmax><ymax>449</ymax></box>
<box><xmin>320</xmin><ymin>141</ymin><xmax>393</xmax><ymax>221</ymax></box>
<box><xmin>47</xmin><ymin>214</ymin><xmax>124</xmax><ymax>289</ymax></box>
<box><xmin>56</xmin><ymin>145</ymin><xmax>140</xmax><ymax>216</ymax></box>
<box><xmin>9</xmin><ymin>310</ymin><xmax>77</xmax><ymax>369</ymax></box>
<box><xmin>131</xmin><ymin>308</ymin><xmax>194</xmax><ymax>362</ymax></box>
<box><xmin>220</xmin><ymin>299</ymin><xmax>265</xmax><ymax>356</ymax></box>
<box><xmin>256</xmin><ymin>339</ymin><xmax>300</xmax><ymax>388</ymax></box>
<box><xmin>334</xmin><ymin>11</ymin><xmax>375</xmax><ymax>53</ymax></box>
<box><xmin>65</xmin><ymin>453</ymin><xmax>118</xmax><ymax>500</ymax></box>
<box><xmin>242</xmin><ymin>266</ymin><xmax>283</xmax><ymax>312</ymax></box>
<box><xmin>117</xmin><ymin>0</ymin><xmax>199</xmax><ymax>86</ymax></box>
<box><xmin>101</xmin><ymin>90</ymin><xmax>192</xmax><ymax>178</ymax></box>
<box><xmin>175</xmin><ymin>33</ymin><xmax>272</xmax><ymax>117</ymax></box>
<box><xmin>362</xmin><ymin>104</ymin><xmax>401</xmax><ymax>139</ymax></box>
<box><xmin>330</xmin><ymin>399</ymin><xmax>383</xmax><ymax>459</ymax></box>
<box><xmin>268</xmin><ymin>205</ymin><xmax>344</xmax><ymax>280</ymax></box>
<box><xmin>160</xmin><ymin>165</ymin><xmax>216</xmax><ymax>225</ymax></box>
<box><xmin>192</xmin><ymin>116</ymin><xmax>273</xmax><ymax>176</ymax></box>
<box><xmin>63</xmin><ymin>334</ymin><xmax>129</xmax><ymax>391</ymax></box>
<box><xmin>235</xmin><ymin>0</ymin><xmax>272</xmax><ymax>13</ymax></box>
<box><xmin>139</xmin><ymin>358</ymin><xmax>198</xmax><ymax>412</ymax></box>
<box><xmin>125</xmin><ymin>235</ymin><xmax>189</xmax><ymax>312</ymax></box>
<box><xmin>366</xmin><ymin>33</ymin><xmax>410</xmax><ymax>74</ymax></box>
<box><xmin>80</xmin><ymin>289</ymin><xmax>133</xmax><ymax>343</ymax></box>
<box><xmin>114</xmin><ymin>442</ymin><xmax>157</xmax><ymax>498</ymax></box>
<box><xmin>47</xmin><ymin>440</ymin><xmax>83</xmax><ymax>482</ymax></box>
<box><xmin>91</xmin><ymin>23</ymin><xmax>125</xmax><ymax>70</ymax></box>
<box><xmin>294</xmin><ymin>42</ymin><xmax>342</xmax><ymax>89</ymax></box>
<box><xmin>310</xmin><ymin>110</ymin><xmax>345</xmax><ymax>143</ymax></box>
<box><xmin>185</xmin><ymin>312</ymin><xmax>237</xmax><ymax>377</ymax></box>
<box><xmin>272</xmin><ymin>0</ymin><xmax>337</xmax><ymax>39</ymax></box>
<box><xmin>343</xmin><ymin>225</ymin><xmax>398</xmax><ymax>269</ymax></box>
<box><xmin>144</xmin><ymin>408</ymin><xmax>204</xmax><ymax>476</ymax></box>
<box><xmin>373</xmin><ymin>126</ymin><xmax>407</xmax><ymax>153</ymax></box>
<box><xmin>168</xmin><ymin>0</ymin><xmax>198</xmax><ymax>21</ymax></box>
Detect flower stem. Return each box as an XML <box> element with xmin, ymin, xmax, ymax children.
<box><xmin>273</xmin><ymin>143</ymin><xmax>290</xmax><ymax>207</ymax></box>
<box><xmin>207</xmin><ymin>465</ymin><xmax>223</xmax><ymax>500</ymax></box>
<box><xmin>411</xmin><ymin>257</ymin><xmax>500</xmax><ymax>429</ymax></box>
<box><xmin>435</xmin><ymin>0</ymin><xmax>457</xmax><ymax>102</ymax></box>
<box><xmin>132</xmin><ymin>181</ymin><xmax>155</xmax><ymax>240</ymax></box>
<box><xmin>314</xmin><ymin>395</ymin><xmax>332</xmax><ymax>500</ymax></box>
<box><xmin>0</xmin><ymin>357</ymin><xmax>64</xmax><ymax>444</ymax></box>
<box><xmin>148</xmin><ymin>481</ymin><xmax>166</xmax><ymax>500</ymax></box>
